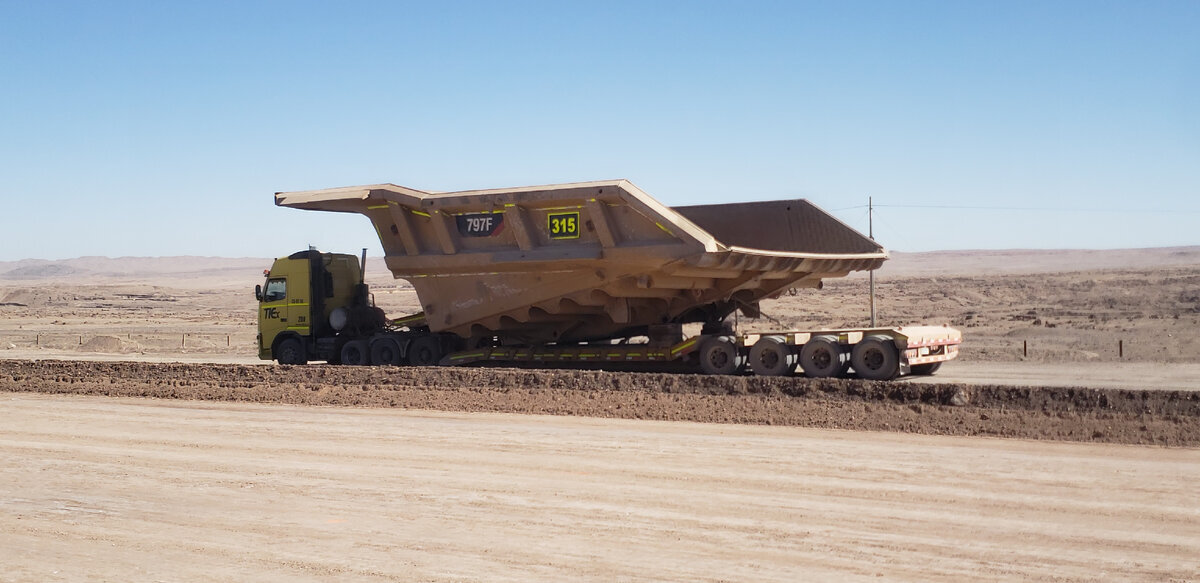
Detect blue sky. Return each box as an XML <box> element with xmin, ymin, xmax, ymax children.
<box><xmin>1</xmin><ymin>1</ymin><xmax>1197</xmax><ymax>261</ymax></box>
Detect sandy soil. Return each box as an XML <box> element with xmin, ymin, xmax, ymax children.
<box><xmin>3</xmin><ymin>248</ymin><xmax>1198</xmax><ymax>366</ymax></box>
<box><xmin>1</xmin><ymin>249</ymin><xmax>1198</xmax><ymax>581</ymax></box>
<box><xmin>2</xmin><ymin>392</ymin><xmax>1197</xmax><ymax>582</ymax></box>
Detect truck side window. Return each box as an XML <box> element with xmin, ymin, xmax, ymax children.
<box><xmin>264</xmin><ymin>278</ymin><xmax>287</xmax><ymax>302</ymax></box>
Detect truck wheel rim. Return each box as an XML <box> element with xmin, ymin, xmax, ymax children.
<box><xmin>862</xmin><ymin>349</ymin><xmax>884</xmax><ymax>370</ymax></box>
<box><xmin>758</xmin><ymin>350</ymin><xmax>779</xmax><ymax>369</ymax></box>
<box><xmin>810</xmin><ymin>349</ymin><xmax>831</xmax><ymax>369</ymax></box>
<box><xmin>709</xmin><ymin>350</ymin><xmax>729</xmax><ymax>368</ymax></box>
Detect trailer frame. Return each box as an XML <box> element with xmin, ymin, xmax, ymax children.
<box><xmin>435</xmin><ymin>324</ymin><xmax>961</xmax><ymax>379</ymax></box>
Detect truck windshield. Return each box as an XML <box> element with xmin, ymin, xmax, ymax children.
<box><xmin>263</xmin><ymin>278</ymin><xmax>287</xmax><ymax>302</ymax></box>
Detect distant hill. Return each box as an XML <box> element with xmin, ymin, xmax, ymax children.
<box><xmin>2</xmin><ymin>247</ymin><xmax>1197</xmax><ymax>285</ymax></box>
<box><xmin>0</xmin><ymin>263</ymin><xmax>82</xmax><ymax>278</ymax></box>
<box><xmin>879</xmin><ymin>246</ymin><xmax>1200</xmax><ymax>276</ymax></box>
<box><xmin>0</xmin><ymin>255</ymin><xmax>394</xmax><ymax>287</ymax></box>
<box><xmin>0</xmin><ymin>256</ymin><xmax>275</xmax><ymax>287</ymax></box>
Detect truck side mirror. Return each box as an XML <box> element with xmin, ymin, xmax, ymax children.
<box><xmin>255</xmin><ymin>284</ymin><xmax>262</xmax><ymax>302</ymax></box>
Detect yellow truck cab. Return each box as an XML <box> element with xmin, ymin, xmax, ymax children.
<box><xmin>256</xmin><ymin>250</ymin><xmax>377</xmax><ymax>364</ymax></box>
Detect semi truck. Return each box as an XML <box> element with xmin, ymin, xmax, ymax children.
<box><xmin>256</xmin><ymin>180</ymin><xmax>960</xmax><ymax>379</ymax></box>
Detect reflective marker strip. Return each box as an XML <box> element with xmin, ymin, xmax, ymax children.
<box><xmin>671</xmin><ymin>338</ymin><xmax>698</xmax><ymax>355</ymax></box>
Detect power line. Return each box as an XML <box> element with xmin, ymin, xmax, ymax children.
<box><xmin>872</xmin><ymin>204</ymin><xmax>1199</xmax><ymax>214</ymax></box>
<box><xmin>829</xmin><ymin>203</ymin><xmax>1197</xmax><ymax>214</ymax></box>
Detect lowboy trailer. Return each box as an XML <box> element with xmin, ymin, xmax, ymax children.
<box><xmin>440</xmin><ymin>324</ymin><xmax>960</xmax><ymax>379</ymax></box>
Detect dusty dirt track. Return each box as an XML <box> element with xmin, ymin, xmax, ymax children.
<box><xmin>3</xmin><ymin>360</ymin><xmax>1198</xmax><ymax>446</ymax></box>
<box><xmin>3</xmin><ymin>391</ymin><xmax>1198</xmax><ymax>582</ymax></box>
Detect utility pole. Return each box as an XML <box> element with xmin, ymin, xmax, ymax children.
<box><xmin>869</xmin><ymin>196</ymin><xmax>876</xmax><ymax>327</ymax></box>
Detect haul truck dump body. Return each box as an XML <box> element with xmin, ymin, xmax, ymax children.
<box><xmin>262</xmin><ymin>180</ymin><xmax>961</xmax><ymax>379</ymax></box>
<box><xmin>276</xmin><ymin>180</ymin><xmax>887</xmax><ymax>344</ymax></box>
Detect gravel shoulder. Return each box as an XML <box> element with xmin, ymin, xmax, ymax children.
<box><xmin>3</xmin><ymin>359</ymin><xmax>1198</xmax><ymax>446</ymax></box>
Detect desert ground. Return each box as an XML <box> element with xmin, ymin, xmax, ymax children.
<box><xmin>3</xmin><ymin>392</ymin><xmax>1197</xmax><ymax>582</ymax></box>
<box><xmin>1</xmin><ymin>247</ymin><xmax>1198</xmax><ymax>581</ymax></box>
<box><xmin>3</xmin><ymin>247</ymin><xmax>1199</xmax><ymax>367</ymax></box>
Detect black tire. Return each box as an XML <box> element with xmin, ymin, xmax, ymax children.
<box><xmin>910</xmin><ymin>361</ymin><xmax>942</xmax><ymax>376</ymax></box>
<box><xmin>274</xmin><ymin>337</ymin><xmax>307</xmax><ymax>366</ymax></box>
<box><xmin>698</xmin><ymin>336</ymin><xmax>745</xmax><ymax>375</ymax></box>
<box><xmin>851</xmin><ymin>335</ymin><xmax>901</xmax><ymax>380</ymax></box>
<box><xmin>799</xmin><ymin>335</ymin><xmax>849</xmax><ymax>378</ymax></box>
<box><xmin>748</xmin><ymin>335</ymin><xmax>797</xmax><ymax>376</ymax></box>
<box><xmin>370</xmin><ymin>338</ymin><xmax>403</xmax><ymax>366</ymax></box>
<box><xmin>407</xmin><ymin>335</ymin><xmax>443</xmax><ymax>366</ymax></box>
<box><xmin>340</xmin><ymin>339</ymin><xmax>370</xmax><ymax>366</ymax></box>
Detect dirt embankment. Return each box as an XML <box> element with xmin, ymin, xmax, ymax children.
<box><xmin>3</xmin><ymin>360</ymin><xmax>1197</xmax><ymax>446</ymax></box>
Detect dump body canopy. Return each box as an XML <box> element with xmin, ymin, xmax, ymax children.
<box><xmin>276</xmin><ymin>180</ymin><xmax>886</xmax><ymax>343</ymax></box>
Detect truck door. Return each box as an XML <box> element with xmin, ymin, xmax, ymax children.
<box><xmin>258</xmin><ymin>259</ymin><xmax>313</xmax><ymax>355</ymax></box>
<box><xmin>259</xmin><ymin>276</ymin><xmax>290</xmax><ymax>355</ymax></box>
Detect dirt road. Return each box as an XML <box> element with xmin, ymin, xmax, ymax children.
<box><xmin>902</xmin><ymin>361</ymin><xmax>1200</xmax><ymax>391</ymax></box>
<box><xmin>2</xmin><ymin>392</ymin><xmax>1197</xmax><ymax>582</ymax></box>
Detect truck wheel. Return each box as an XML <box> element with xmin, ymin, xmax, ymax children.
<box><xmin>799</xmin><ymin>335</ymin><xmax>849</xmax><ymax>378</ymax></box>
<box><xmin>851</xmin><ymin>335</ymin><xmax>900</xmax><ymax>380</ymax></box>
<box><xmin>340</xmin><ymin>339</ymin><xmax>370</xmax><ymax>366</ymax></box>
<box><xmin>749</xmin><ymin>335</ymin><xmax>797</xmax><ymax>376</ymax></box>
<box><xmin>275</xmin><ymin>337</ymin><xmax>307</xmax><ymax>366</ymax></box>
<box><xmin>407</xmin><ymin>335</ymin><xmax>443</xmax><ymax>366</ymax></box>
<box><xmin>370</xmin><ymin>338</ymin><xmax>403</xmax><ymax>366</ymax></box>
<box><xmin>910</xmin><ymin>362</ymin><xmax>942</xmax><ymax>376</ymax></box>
<box><xmin>698</xmin><ymin>336</ymin><xmax>745</xmax><ymax>375</ymax></box>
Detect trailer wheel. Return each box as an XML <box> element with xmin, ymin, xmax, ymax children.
<box><xmin>799</xmin><ymin>335</ymin><xmax>849</xmax><ymax>378</ymax></box>
<box><xmin>910</xmin><ymin>362</ymin><xmax>942</xmax><ymax>376</ymax></box>
<box><xmin>749</xmin><ymin>336</ymin><xmax>797</xmax><ymax>376</ymax></box>
<box><xmin>340</xmin><ymin>339</ymin><xmax>370</xmax><ymax>366</ymax></box>
<box><xmin>407</xmin><ymin>335</ymin><xmax>443</xmax><ymax>366</ymax></box>
<box><xmin>275</xmin><ymin>337</ymin><xmax>307</xmax><ymax>366</ymax></box>
<box><xmin>851</xmin><ymin>335</ymin><xmax>900</xmax><ymax>380</ymax></box>
<box><xmin>698</xmin><ymin>336</ymin><xmax>745</xmax><ymax>375</ymax></box>
<box><xmin>370</xmin><ymin>338</ymin><xmax>403</xmax><ymax>366</ymax></box>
